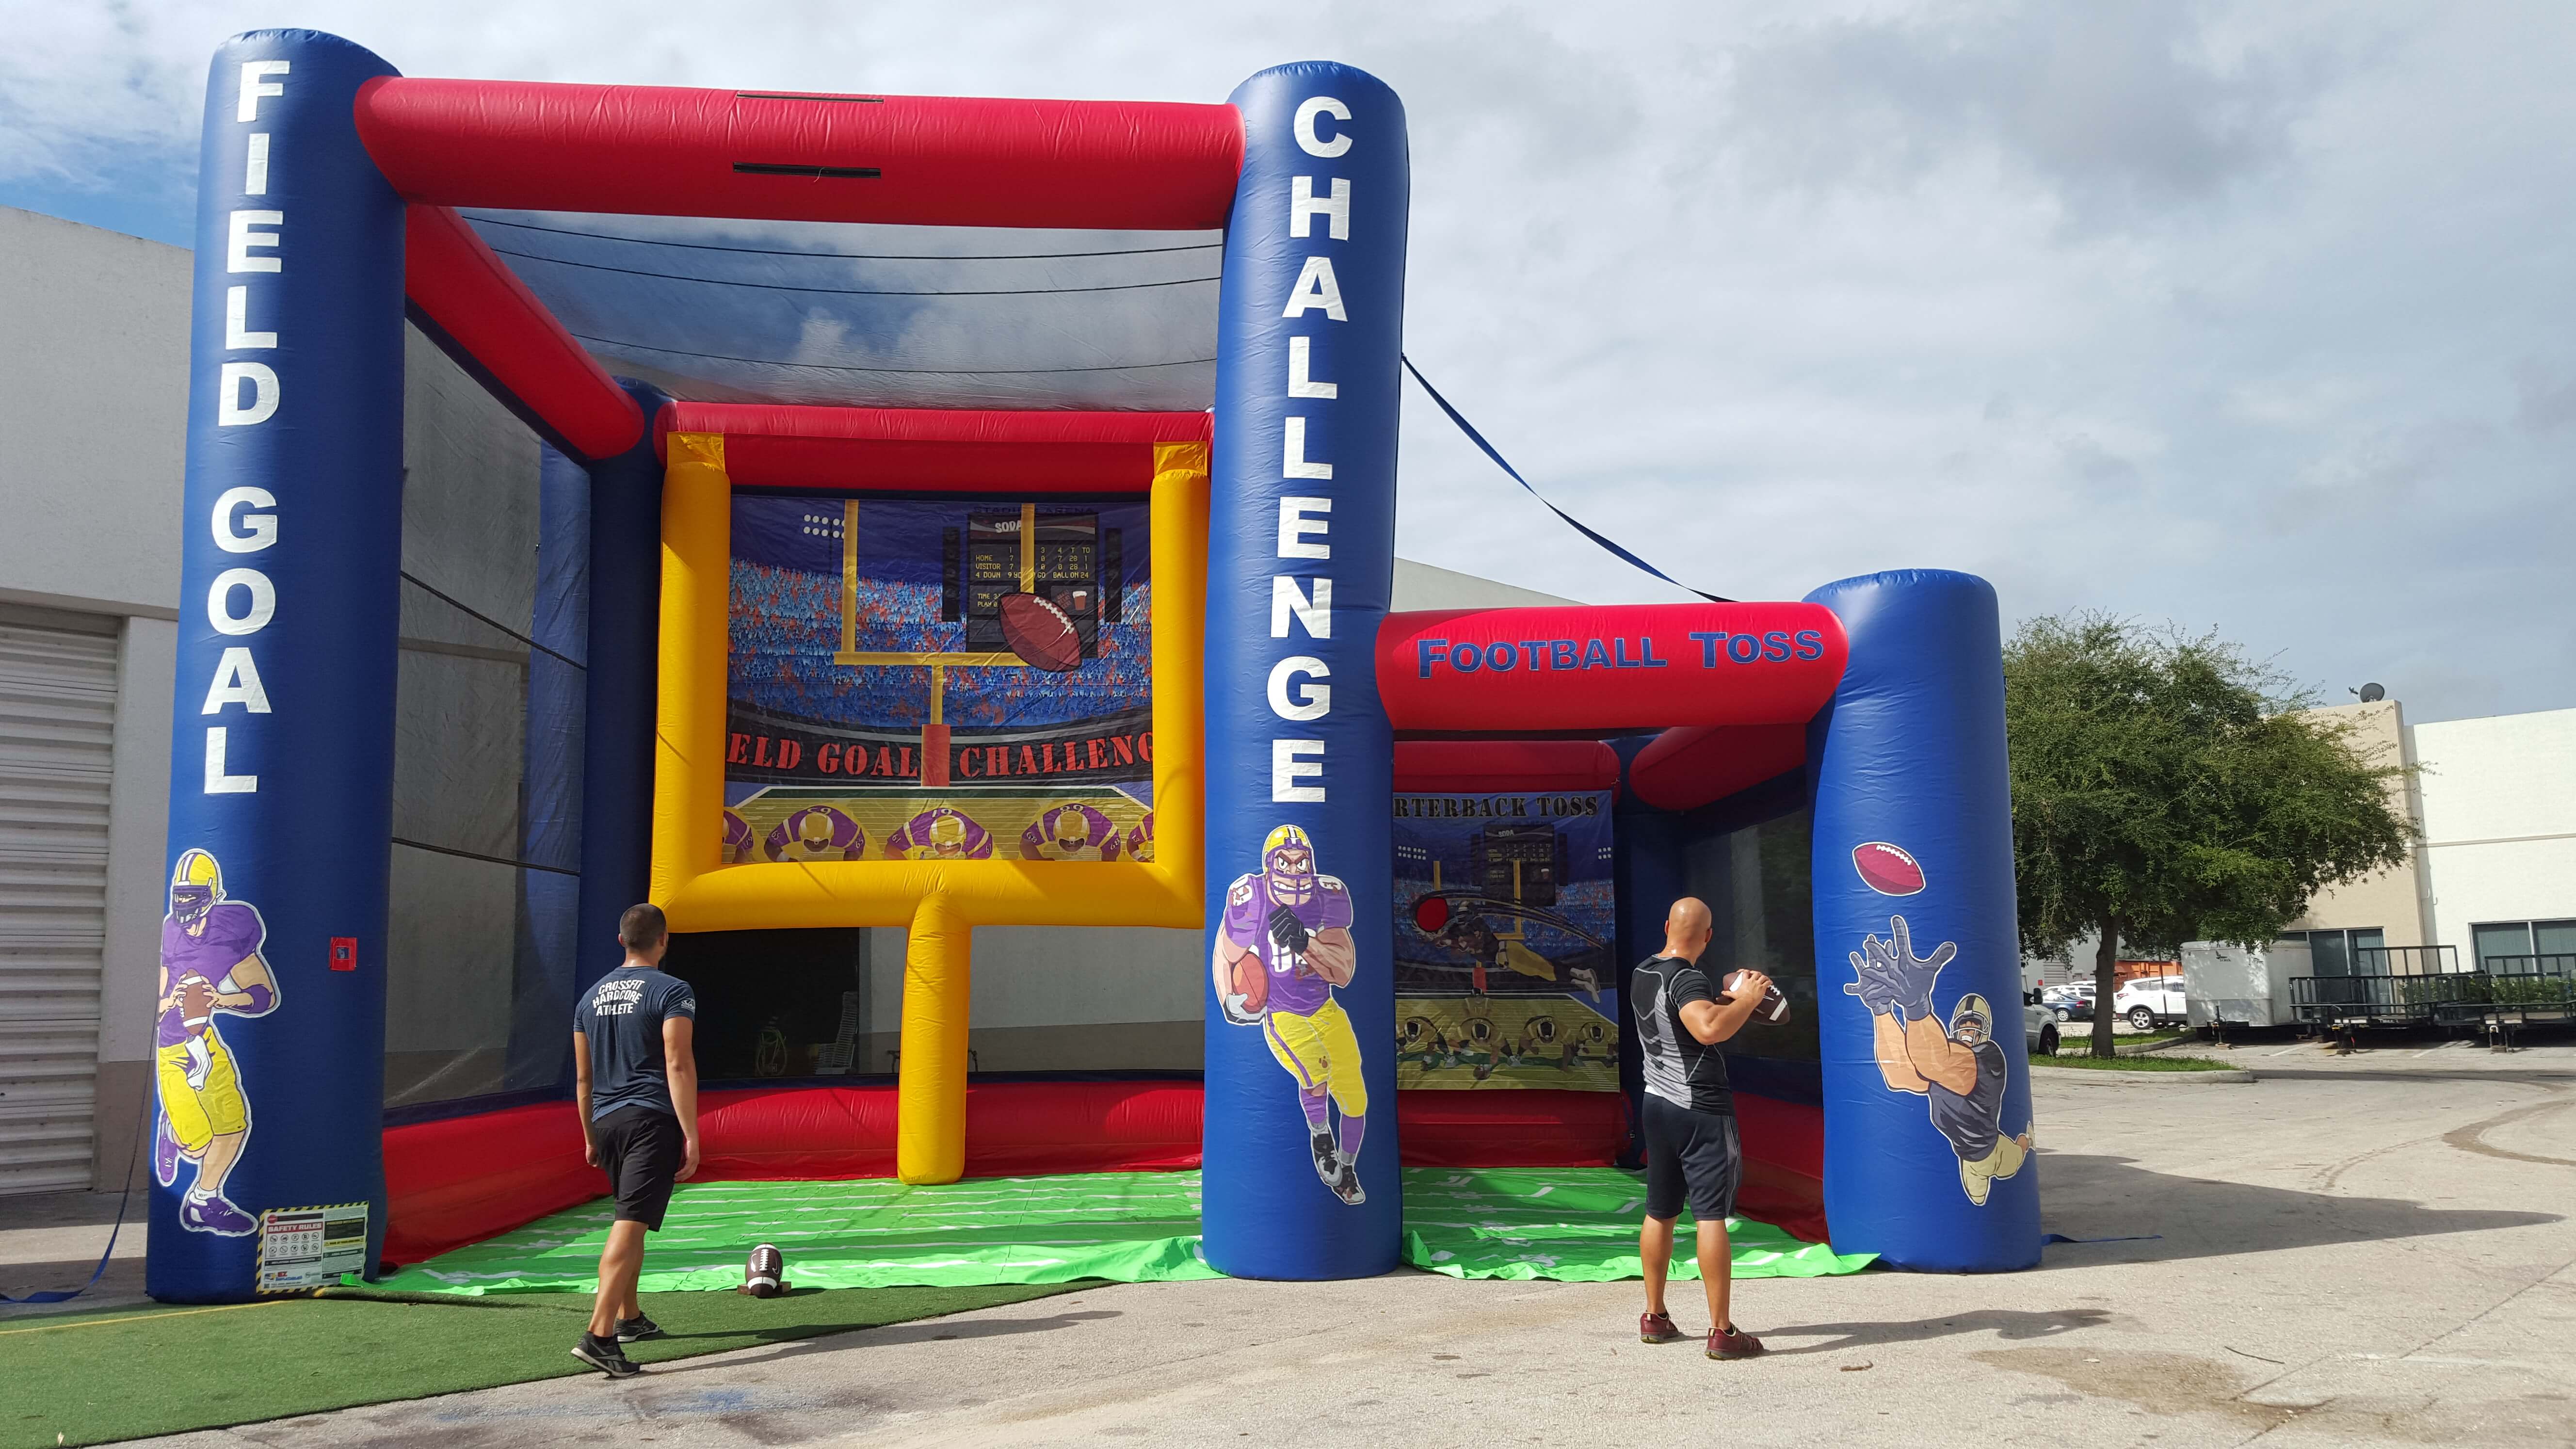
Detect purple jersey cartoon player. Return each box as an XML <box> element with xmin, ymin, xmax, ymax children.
<box><xmin>1020</xmin><ymin>803</ymin><xmax>1121</xmax><ymax>861</ymax></box>
<box><xmin>721</xmin><ymin>808</ymin><xmax>757</xmax><ymax>864</ymax></box>
<box><xmin>1211</xmin><ymin>825</ymin><xmax>1368</xmax><ymax>1205</ymax></box>
<box><xmin>885</xmin><ymin>806</ymin><xmax>992</xmax><ymax>860</ymax></box>
<box><xmin>764</xmin><ymin>805</ymin><xmax>866</xmax><ymax>862</ymax></box>
<box><xmin>155</xmin><ymin>849</ymin><xmax>281</xmax><ymax>1235</ymax></box>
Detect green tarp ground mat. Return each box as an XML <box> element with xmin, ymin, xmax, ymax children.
<box><xmin>372</xmin><ymin>1167</ymin><xmax>1871</xmax><ymax>1296</ymax></box>
<box><xmin>1403</xmin><ymin>1167</ymin><xmax>1874</xmax><ymax>1280</ymax></box>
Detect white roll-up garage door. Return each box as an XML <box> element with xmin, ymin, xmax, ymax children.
<box><xmin>0</xmin><ymin>605</ymin><xmax>120</xmax><ymax>1196</ymax></box>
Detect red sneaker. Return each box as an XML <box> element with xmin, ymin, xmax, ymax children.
<box><xmin>1707</xmin><ymin>1323</ymin><xmax>1766</xmax><ymax>1360</ymax></box>
<box><xmin>1639</xmin><ymin>1311</ymin><xmax>1686</xmax><ymax>1344</ymax></box>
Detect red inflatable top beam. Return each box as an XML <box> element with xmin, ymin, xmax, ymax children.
<box><xmin>1376</xmin><ymin>603</ymin><xmax>1847</xmax><ymax>736</ymax></box>
<box><xmin>1627</xmin><ymin>723</ymin><xmax>1808</xmax><ymax>813</ymax></box>
<box><xmin>355</xmin><ymin>79</ymin><xmax>1244</xmax><ymax>229</ymax></box>
<box><xmin>656</xmin><ymin>402</ymin><xmax>1212</xmax><ymax>491</ymax></box>
<box><xmin>403</xmin><ymin>204</ymin><xmax>645</xmax><ymax>460</ymax></box>
<box><xmin>1393</xmin><ymin>740</ymin><xmax>1621</xmax><ymax>796</ymax></box>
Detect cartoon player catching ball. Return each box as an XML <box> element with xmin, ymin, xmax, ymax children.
<box><xmin>1843</xmin><ymin>914</ymin><xmax>2033</xmax><ymax>1206</ymax></box>
<box><xmin>1212</xmin><ymin>825</ymin><xmax>1368</xmax><ymax>1205</ymax></box>
<box><xmin>155</xmin><ymin>849</ymin><xmax>280</xmax><ymax>1235</ymax></box>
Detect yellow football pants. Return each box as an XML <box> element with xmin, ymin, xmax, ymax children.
<box><xmin>1265</xmin><ymin>999</ymin><xmax>1368</xmax><ymax>1116</ymax></box>
<box><xmin>1958</xmin><ymin>1133</ymin><xmax>2029</xmax><ymax>1206</ymax></box>
<box><xmin>157</xmin><ymin>1033</ymin><xmax>247</xmax><ymax>1153</ymax></box>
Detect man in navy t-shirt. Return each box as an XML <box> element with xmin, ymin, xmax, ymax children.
<box><xmin>568</xmin><ymin>903</ymin><xmax>698</xmax><ymax>1378</ymax></box>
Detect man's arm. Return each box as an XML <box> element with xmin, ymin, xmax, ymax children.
<box><xmin>1211</xmin><ymin>932</ymin><xmax>1255</xmax><ymax>999</ymax></box>
<box><xmin>215</xmin><ymin>951</ymin><xmax>278</xmax><ymax>1015</ymax></box>
<box><xmin>1306</xmin><ymin>926</ymin><xmax>1356</xmax><ymax>986</ymax></box>
<box><xmin>1872</xmin><ymin>1012</ymin><xmax>1929</xmax><ymax>1093</ymax></box>
<box><xmin>1676</xmin><ymin>968</ymin><xmax>1771</xmax><ymax>1045</ymax></box>
<box><xmin>664</xmin><ymin>1015</ymin><xmax>700</xmax><ymax>1182</ymax></box>
<box><xmin>1899</xmin><ymin>1014</ymin><xmax>1979</xmax><ymax>1094</ymax></box>
<box><xmin>573</xmin><ymin>1030</ymin><xmax>598</xmax><ymax>1167</ymax></box>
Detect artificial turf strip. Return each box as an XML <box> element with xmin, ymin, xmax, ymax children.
<box><xmin>373</xmin><ymin>1167</ymin><xmax>1871</xmax><ymax>1296</ymax></box>
<box><xmin>1</xmin><ymin>1280</ymin><xmax>1083</xmax><ymax>1448</ymax></box>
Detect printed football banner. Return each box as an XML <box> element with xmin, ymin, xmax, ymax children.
<box><xmin>725</xmin><ymin>494</ymin><xmax>1154</xmax><ymax>865</ymax></box>
<box><xmin>1393</xmin><ymin>790</ymin><xmax>1617</xmax><ymax>1090</ymax></box>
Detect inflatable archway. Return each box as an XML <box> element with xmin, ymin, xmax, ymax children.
<box><xmin>154</xmin><ymin>28</ymin><xmax>2034</xmax><ymax>1304</ymax></box>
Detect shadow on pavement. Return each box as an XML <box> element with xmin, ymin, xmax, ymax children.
<box><xmin>2034</xmin><ymin>1150</ymin><xmax>2561</xmax><ymax>1265</ymax></box>
<box><xmin>1765</xmin><ymin>1306</ymin><xmax>2110</xmax><ymax>1356</ymax></box>
<box><xmin>640</xmin><ymin>1307</ymin><xmax>1125</xmax><ymax>1374</ymax></box>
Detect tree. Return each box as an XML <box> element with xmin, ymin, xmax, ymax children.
<box><xmin>2004</xmin><ymin>613</ymin><xmax>2414</xmax><ymax>1057</ymax></box>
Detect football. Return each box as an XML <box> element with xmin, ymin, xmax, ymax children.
<box><xmin>178</xmin><ymin>975</ymin><xmax>217</xmax><ymax>1025</ymax></box>
<box><xmin>998</xmin><ymin>592</ymin><xmax>1082</xmax><ymax>673</ymax></box>
<box><xmin>742</xmin><ymin>1242</ymin><xmax>788</xmax><ymax>1298</ymax></box>
<box><xmin>1852</xmin><ymin>841</ymin><xmax>1926</xmax><ymax>897</ymax></box>
<box><xmin>1231</xmin><ymin>954</ymin><xmax>1269</xmax><ymax>1014</ymax></box>
<box><xmin>1725</xmin><ymin>970</ymin><xmax>1792</xmax><ymax>1025</ymax></box>
<box><xmin>1411</xmin><ymin>895</ymin><xmax>1450</xmax><ymax>933</ymax></box>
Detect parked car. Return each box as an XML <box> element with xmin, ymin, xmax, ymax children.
<box><xmin>2039</xmin><ymin>983</ymin><xmax>2097</xmax><ymax>1023</ymax></box>
<box><xmin>2025</xmin><ymin>1002</ymin><xmax>2060</xmax><ymax>1057</ymax></box>
<box><xmin>2112</xmin><ymin>974</ymin><xmax>2189</xmax><ymax>1030</ymax></box>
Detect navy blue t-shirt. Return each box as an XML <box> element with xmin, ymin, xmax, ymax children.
<box><xmin>575</xmin><ymin>967</ymin><xmax>696</xmax><ymax>1121</ymax></box>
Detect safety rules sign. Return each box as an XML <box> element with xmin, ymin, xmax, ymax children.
<box><xmin>255</xmin><ymin>1202</ymin><xmax>369</xmax><ymax>1293</ymax></box>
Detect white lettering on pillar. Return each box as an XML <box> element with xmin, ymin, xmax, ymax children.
<box><xmin>1282</xmin><ymin>417</ymin><xmax>1332</xmax><ymax>480</ymax></box>
<box><xmin>1270</xmin><ymin>576</ymin><xmax>1331</xmax><ymax>639</ymax></box>
<box><xmin>201</xmin><ymin>647</ymin><xmax>273</xmax><ymax>715</ymax></box>
<box><xmin>227</xmin><ymin>210</ymin><xmax>283</xmax><ymax>273</ymax></box>
<box><xmin>244</xmin><ymin>134</ymin><xmax>271</xmax><ymax>195</ymax></box>
<box><xmin>1293</xmin><ymin>97</ymin><xmax>1352</xmax><ymax>158</ymax></box>
<box><xmin>205</xmin><ymin>727</ymin><xmax>257</xmax><ymax>793</ymax></box>
<box><xmin>212</xmin><ymin>486</ymin><xmax>278</xmax><ymax>551</ymax></box>
<box><xmin>1279</xmin><ymin>256</ymin><xmax>1347</xmax><ymax>321</ymax></box>
<box><xmin>236</xmin><ymin>61</ymin><xmax>289</xmax><ymax>123</ymax></box>
<box><xmin>1272</xmin><ymin>739</ymin><xmax>1327</xmax><ymax>803</ymax></box>
<box><xmin>1277</xmin><ymin>498</ymin><xmax>1332</xmax><ymax>559</ymax></box>
<box><xmin>216</xmin><ymin>363</ymin><xmax>279</xmax><ymax>426</ymax></box>
<box><xmin>208</xmin><ymin>568</ymin><xmax>276</xmax><ymax>636</ymax></box>
<box><xmin>1289</xmin><ymin>176</ymin><xmax>1350</xmax><ymax>240</ymax></box>
<box><xmin>1267</xmin><ymin>657</ymin><xmax>1332</xmax><ymax>722</ymax></box>
<box><xmin>225</xmin><ymin>287</ymin><xmax>276</xmax><ymax>350</ymax></box>
<box><xmin>1287</xmin><ymin>337</ymin><xmax>1336</xmax><ymax>399</ymax></box>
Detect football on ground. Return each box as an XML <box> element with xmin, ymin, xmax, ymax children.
<box><xmin>998</xmin><ymin>592</ymin><xmax>1082</xmax><ymax>672</ymax></box>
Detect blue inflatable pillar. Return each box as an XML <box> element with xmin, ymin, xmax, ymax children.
<box><xmin>1805</xmin><ymin>570</ymin><xmax>2039</xmax><ymax>1271</ymax></box>
<box><xmin>573</xmin><ymin>382</ymin><xmax>669</xmax><ymax>1001</ymax></box>
<box><xmin>152</xmin><ymin>30</ymin><xmax>405</xmax><ymax>1302</ymax></box>
<box><xmin>1201</xmin><ymin>64</ymin><xmax>1409</xmax><ymax>1278</ymax></box>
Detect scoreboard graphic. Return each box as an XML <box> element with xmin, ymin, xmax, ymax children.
<box><xmin>725</xmin><ymin>493</ymin><xmax>1153</xmax><ymax>866</ymax></box>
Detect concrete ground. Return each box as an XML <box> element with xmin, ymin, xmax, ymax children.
<box><xmin>6</xmin><ymin>1036</ymin><xmax>2571</xmax><ymax>1447</ymax></box>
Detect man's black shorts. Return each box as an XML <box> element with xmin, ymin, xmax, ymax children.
<box><xmin>594</xmin><ymin>1105</ymin><xmax>684</xmax><ymax>1230</ymax></box>
<box><xmin>1642</xmin><ymin>1092</ymin><xmax>1741</xmax><ymax>1221</ymax></box>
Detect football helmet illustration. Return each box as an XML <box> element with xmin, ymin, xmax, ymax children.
<box><xmin>170</xmin><ymin>849</ymin><xmax>222</xmax><ymax>927</ymax></box>
<box><xmin>1262</xmin><ymin>824</ymin><xmax>1316</xmax><ymax>906</ymax></box>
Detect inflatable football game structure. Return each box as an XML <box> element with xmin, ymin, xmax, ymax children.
<box><xmin>154</xmin><ymin>29</ymin><xmax>2036</xmax><ymax>1302</ymax></box>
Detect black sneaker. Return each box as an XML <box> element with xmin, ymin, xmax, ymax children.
<box><xmin>1329</xmin><ymin>1162</ymin><xmax>1366</xmax><ymax>1205</ymax></box>
<box><xmin>1309</xmin><ymin>1129</ymin><xmax>1340</xmax><ymax>1187</ymax></box>
<box><xmin>572</xmin><ymin>1334</ymin><xmax>643</xmax><ymax>1378</ymax></box>
<box><xmin>614</xmin><ymin>1315</ymin><xmax>664</xmax><ymax>1343</ymax></box>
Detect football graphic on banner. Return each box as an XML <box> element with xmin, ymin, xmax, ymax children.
<box><xmin>1852</xmin><ymin>840</ymin><xmax>1926</xmax><ymax>896</ymax></box>
<box><xmin>999</xmin><ymin>592</ymin><xmax>1083</xmax><ymax>673</ymax></box>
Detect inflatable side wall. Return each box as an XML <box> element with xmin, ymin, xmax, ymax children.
<box><xmin>153</xmin><ymin>30</ymin><xmax>405</xmax><ymax>1302</ymax></box>
<box><xmin>1806</xmin><ymin>570</ymin><xmax>2040</xmax><ymax>1271</ymax></box>
<box><xmin>1201</xmin><ymin>63</ymin><xmax>1410</xmax><ymax>1278</ymax></box>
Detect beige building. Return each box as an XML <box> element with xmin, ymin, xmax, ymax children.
<box><xmin>2275</xmin><ymin>699</ymin><xmax>2439</xmax><ymax>972</ymax></box>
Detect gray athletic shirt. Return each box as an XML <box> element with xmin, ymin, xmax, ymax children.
<box><xmin>574</xmin><ymin>966</ymin><xmax>696</xmax><ymax>1121</ymax></box>
<box><xmin>1633</xmin><ymin>955</ymin><xmax>1733</xmax><ymax>1114</ymax></box>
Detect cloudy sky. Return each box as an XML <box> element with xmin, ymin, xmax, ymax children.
<box><xmin>5</xmin><ymin>1</ymin><xmax>2569</xmax><ymax>722</ymax></box>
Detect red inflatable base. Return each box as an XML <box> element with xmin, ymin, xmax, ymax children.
<box><xmin>381</xmin><ymin>1081</ymin><xmax>1826</xmax><ymax>1266</ymax></box>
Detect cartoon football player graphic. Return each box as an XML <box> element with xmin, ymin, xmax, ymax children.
<box><xmin>1212</xmin><ymin>825</ymin><xmax>1368</xmax><ymax>1205</ymax></box>
<box><xmin>721</xmin><ymin>808</ymin><xmax>757</xmax><ymax>864</ymax></box>
<box><xmin>884</xmin><ymin>806</ymin><xmax>992</xmax><ymax>860</ymax></box>
<box><xmin>1020</xmin><ymin>803</ymin><xmax>1122</xmax><ymax>861</ymax></box>
<box><xmin>764</xmin><ymin>805</ymin><xmax>866</xmax><ymax>862</ymax></box>
<box><xmin>1843</xmin><ymin>914</ymin><xmax>2033</xmax><ymax>1206</ymax></box>
<box><xmin>1125</xmin><ymin>811</ymin><xmax>1155</xmax><ymax>863</ymax></box>
<box><xmin>155</xmin><ymin>849</ymin><xmax>279</xmax><ymax>1235</ymax></box>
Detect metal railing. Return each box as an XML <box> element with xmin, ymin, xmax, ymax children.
<box><xmin>2291</xmin><ymin>955</ymin><xmax>2576</xmax><ymax>1027</ymax></box>
<box><xmin>2350</xmin><ymin>944</ymin><xmax>2462</xmax><ymax>976</ymax></box>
